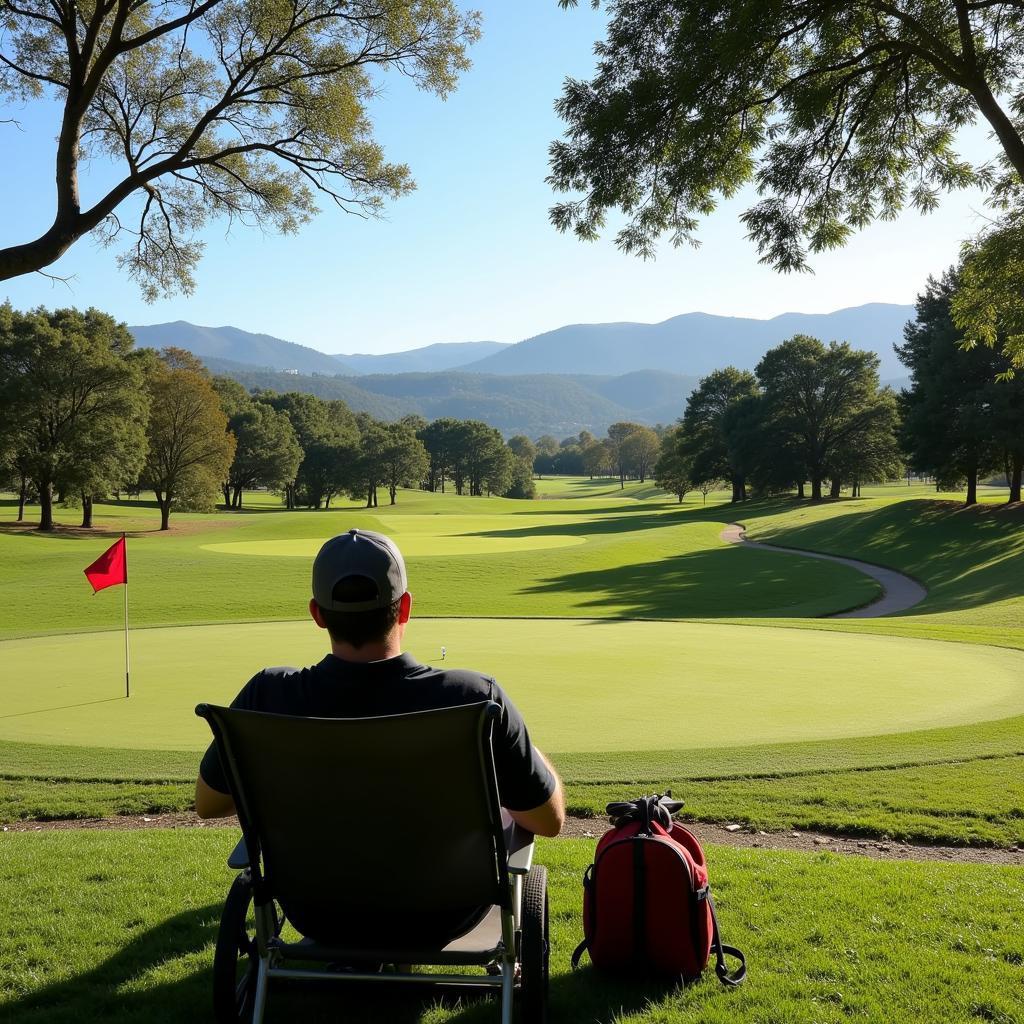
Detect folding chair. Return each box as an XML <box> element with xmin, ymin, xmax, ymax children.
<box><xmin>196</xmin><ymin>700</ymin><xmax>549</xmax><ymax>1024</ymax></box>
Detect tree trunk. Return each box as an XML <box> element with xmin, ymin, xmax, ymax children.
<box><xmin>372</xmin><ymin>485</ymin><xmax>378</xmax><ymax>508</ymax></box>
<box><xmin>158</xmin><ymin>492</ymin><xmax>171</xmax><ymax>530</ymax></box>
<box><xmin>232</xmin><ymin>486</ymin><xmax>242</xmax><ymax>508</ymax></box>
<box><xmin>829</xmin><ymin>478</ymin><xmax>841</xmax><ymax>499</ymax></box>
<box><xmin>38</xmin><ymin>481</ymin><xmax>54</xmax><ymax>531</ymax></box>
<box><xmin>965</xmin><ymin>467</ymin><xmax>978</xmax><ymax>507</ymax></box>
<box><xmin>1010</xmin><ymin>455</ymin><xmax>1023</xmax><ymax>503</ymax></box>
<box><xmin>222</xmin><ymin>484</ymin><xmax>231</xmax><ymax>508</ymax></box>
<box><xmin>324</xmin><ymin>493</ymin><xmax>331</xmax><ymax>509</ymax></box>
<box><xmin>811</xmin><ymin>477</ymin><xmax>822</xmax><ymax>501</ymax></box>
<box><xmin>390</xmin><ymin>484</ymin><xmax>397</xmax><ymax>504</ymax></box>
<box><xmin>797</xmin><ymin>481</ymin><xmax>805</xmax><ymax>499</ymax></box>
<box><xmin>17</xmin><ymin>473</ymin><xmax>27</xmax><ymax>521</ymax></box>
<box><xmin>81</xmin><ymin>494</ymin><xmax>93</xmax><ymax>528</ymax></box>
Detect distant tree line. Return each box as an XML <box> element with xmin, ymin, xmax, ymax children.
<box><xmin>529</xmin><ymin>424</ymin><xmax>663</xmax><ymax>487</ymax></box>
<box><xmin>0</xmin><ymin>304</ymin><xmax>536</xmax><ymax>532</ymax></box>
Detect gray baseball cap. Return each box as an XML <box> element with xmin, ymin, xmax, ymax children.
<box><xmin>312</xmin><ymin>529</ymin><xmax>408</xmax><ymax>611</ymax></box>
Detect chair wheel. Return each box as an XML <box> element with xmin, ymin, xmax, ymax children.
<box><xmin>213</xmin><ymin>873</ymin><xmax>263</xmax><ymax>1023</ymax></box>
<box><xmin>516</xmin><ymin>865</ymin><xmax>549</xmax><ymax>1024</ymax></box>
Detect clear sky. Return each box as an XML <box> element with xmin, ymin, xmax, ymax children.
<box><xmin>0</xmin><ymin>3</ymin><xmax>1001</xmax><ymax>355</ymax></box>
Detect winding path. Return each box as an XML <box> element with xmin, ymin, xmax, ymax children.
<box><xmin>720</xmin><ymin>523</ymin><xmax>927</xmax><ymax>618</ymax></box>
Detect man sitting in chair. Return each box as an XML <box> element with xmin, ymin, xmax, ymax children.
<box><xmin>195</xmin><ymin>528</ymin><xmax>565</xmax><ymax>840</ymax></box>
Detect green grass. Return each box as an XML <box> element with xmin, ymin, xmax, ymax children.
<box><xmin>2</xmin><ymin>831</ymin><xmax>1023</xmax><ymax>1024</ymax></box>
<box><xmin>5</xmin><ymin>619</ymin><xmax>1022</xmax><ymax>751</ymax></box>
<box><xmin>4</xmin><ymin>481</ymin><xmax>1024</xmax><ymax>846</ymax></box>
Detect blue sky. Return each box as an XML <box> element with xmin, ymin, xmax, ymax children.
<box><xmin>0</xmin><ymin>3</ymin><xmax>1000</xmax><ymax>355</ymax></box>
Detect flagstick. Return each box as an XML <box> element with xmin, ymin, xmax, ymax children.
<box><xmin>123</xmin><ymin>532</ymin><xmax>130</xmax><ymax>699</ymax></box>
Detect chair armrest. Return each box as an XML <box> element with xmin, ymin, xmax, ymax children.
<box><xmin>227</xmin><ymin>836</ymin><xmax>250</xmax><ymax>870</ymax></box>
<box><xmin>506</xmin><ymin>824</ymin><xmax>534</xmax><ymax>876</ymax></box>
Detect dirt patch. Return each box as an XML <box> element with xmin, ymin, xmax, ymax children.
<box><xmin>6</xmin><ymin>812</ymin><xmax>1023</xmax><ymax>865</ymax></box>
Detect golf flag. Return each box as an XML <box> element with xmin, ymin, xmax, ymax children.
<box><xmin>83</xmin><ymin>535</ymin><xmax>131</xmax><ymax>697</ymax></box>
<box><xmin>83</xmin><ymin>537</ymin><xmax>127</xmax><ymax>593</ymax></box>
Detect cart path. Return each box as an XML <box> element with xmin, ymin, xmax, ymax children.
<box><xmin>5</xmin><ymin>812</ymin><xmax>1021</xmax><ymax>864</ymax></box>
<box><xmin>720</xmin><ymin>523</ymin><xmax>927</xmax><ymax>618</ymax></box>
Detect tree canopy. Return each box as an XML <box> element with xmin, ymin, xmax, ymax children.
<box><xmin>551</xmin><ymin>0</ymin><xmax>1024</xmax><ymax>272</ymax></box>
<box><xmin>0</xmin><ymin>0</ymin><xmax>479</xmax><ymax>296</ymax></box>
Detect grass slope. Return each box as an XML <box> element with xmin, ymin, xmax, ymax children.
<box><xmin>2</xmin><ymin>832</ymin><xmax>1022</xmax><ymax>1024</ymax></box>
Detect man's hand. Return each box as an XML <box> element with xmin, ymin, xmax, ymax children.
<box><xmin>195</xmin><ymin>775</ymin><xmax>236</xmax><ymax>819</ymax></box>
<box><xmin>508</xmin><ymin>749</ymin><xmax>565</xmax><ymax>838</ymax></box>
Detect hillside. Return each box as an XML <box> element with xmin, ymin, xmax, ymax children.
<box><xmin>464</xmin><ymin>303</ymin><xmax>915</xmax><ymax>378</ymax></box>
<box><xmin>131</xmin><ymin>322</ymin><xmax>352</xmax><ymax>376</ymax></box>
<box><xmin>201</xmin><ymin>359</ymin><xmax>692</xmax><ymax>436</ymax></box>
<box><xmin>334</xmin><ymin>340</ymin><xmax>509</xmax><ymax>374</ymax></box>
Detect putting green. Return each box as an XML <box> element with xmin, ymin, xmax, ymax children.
<box><xmin>3</xmin><ymin>619</ymin><xmax>1024</xmax><ymax>753</ymax></box>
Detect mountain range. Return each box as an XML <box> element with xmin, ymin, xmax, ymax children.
<box><xmin>130</xmin><ymin>303</ymin><xmax>916</xmax><ymax>436</ymax></box>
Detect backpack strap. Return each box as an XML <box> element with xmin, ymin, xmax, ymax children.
<box><xmin>707</xmin><ymin>892</ymin><xmax>747</xmax><ymax>987</ymax></box>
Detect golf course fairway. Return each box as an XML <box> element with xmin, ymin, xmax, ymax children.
<box><xmin>4</xmin><ymin>618</ymin><xmax>1024</xmax><ymax>752</ymax></box>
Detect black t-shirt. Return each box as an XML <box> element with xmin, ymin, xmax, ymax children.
<box><xmin>199</xmin><ymin>652</ymin><xmax>555</xmax><ymax>812</ymax></box>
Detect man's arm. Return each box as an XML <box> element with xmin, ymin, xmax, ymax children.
<box><xmin>195</xmin><ymin>774</ymin><xmax>236</xmax><ymax>819</ymax></box>
<box><xmin>507</xmin><ymin>748</ymin><xmax>565</xmax><ymax>838</ymax></box>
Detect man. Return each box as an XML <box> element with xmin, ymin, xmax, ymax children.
<box><xmin>196</xmin><ymin>528</ymin><xmax>565</xmax><ymax>838</ymax></box>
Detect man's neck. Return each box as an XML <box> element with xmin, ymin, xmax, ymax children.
<box><xmin>329</xmin><ymin>639</ymin><xmax>402</xmax><ymax>664</ymax></box>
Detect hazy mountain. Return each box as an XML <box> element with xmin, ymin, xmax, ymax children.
<box><xmin>333</xmin><ymin>340</ymin><xmax>509</xmax><ymax>375</ymax></box>
<box><xmin>201</xmin><ymin>359</ymin><xmax>689</xmax><ymax>437</ymax></box>
<box><xmin>463</xmin><ymin>303</ymin><xmax>915</xmax><ymax>379</ymax></box>
<box><xmin>131</xmin><ymin>322</ymin><xmax>353</xmax><ymax>376</ymax></box>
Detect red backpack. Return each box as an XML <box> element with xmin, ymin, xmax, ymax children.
<box><xmin>571</xmin><ymin>794</ymin><xmax>746</xmax><ymax>986</ymax></box>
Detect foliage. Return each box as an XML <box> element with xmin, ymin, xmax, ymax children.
<box><xmin>378</xmin><ymin>421</ymin><xmax>429</xmax><ymax>505</ymax></box>
<box><xmin>681</xmin><ymin>368</ymin><xmax>759</xmax><ymax>501</ymax></box>
<box><xmin>755</xmin><ymin>336</ymin><xmax>890</xmax><ymax>500</ymax></box>
<box><xmin>551</xmin><ymin>0</ymin><xmax>1023</xmax><ymax>272</ymax></box>
<box><xmin>140</xmin><ymin>348</ymin><xmax>236</xmax><ymax>528</ymax></box>
<box><xmin>898</xmin><ymin>271</ymin><xmax>1017</xmax><ymax>504</ymax></box>
<box><xmin>0</xmin><ymin>0</ymin><xmax>480</xmax><ymax>295</ymax></box>
<box><xmin>653</xmin><ymin>427</ymin><xmax>694</xmax><ymax>502</ymax></box>
<box><xmin>221</xmin><ymin>399</ymin><xmax>302</xmax><ymax>508</ymax></box>
<box><xmin>953</xmin><ymin>215</ymin><xmax>1024</xmax><ymax>371</ymax></box>
<box><xmin>0</xmin><ymin>304</ymin><xmax>149</xmax><ymax>530</ymax></box>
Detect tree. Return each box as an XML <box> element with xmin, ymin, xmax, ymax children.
<box><xmin>681</xmin><ymin>368</ymin><xmax>759</xmax><ymax>502</ymax></box>
<box><xmin>379</xmin><ymin>421</ymin><xmax>428</xmax><ymax>504</ymax></box>
<box><xmin>262</xmin><ymin>392</ymin><xmax>331</xmax><ymax>508</ymax></box>
<box><xmin>505</xmin><ymin>454</ymin><xmax>537</xmax><ymax>499</ymax></box>
<box><xmin>828</xmin><ymin>390</ymin><xmax>903</xmax><ymax>498</ymax></box>
<box><xmin>756</xmin><ymin>336</ymin><xmax>883</xmax><ymax>501</ymax></box>
<box><xmin>141</xmin><ymin>348</ymin><xmax>235</xmax><ymax>528</ymax></box>
<box><xmin>620</xmin><ymin>425</ymin><xmax>659</xmax><ymax>483</ymax></box>
<box><xmin>551</xmin><ymin>1</ymin><xmax>1023</xmax><ymax>273</ymax></box>
<box><xmin>507</xmin><ymin>435</ymin><xmax>538</xmax><ymax>469</ymax></box>
<box><xmin>653</xmin><ymin>428</ymin><xmax>694</xmax><ymax>503</ymax></box>
<box><xmin>0</xmin><ymin>2</ymin><xmax>479</xmax><ymax>295</ymax></box>
<box><xmin>0</xmin><ymin>304</ymin><xmax>148</xmax><ymax>530</ymax></box>
<box><xmin>223</xmin><ymin>401</ymin><xmax>302</xmax><ymax>508</ymax></box>
<box><xmin>581</xmin><ymin>439</ymin><xmax>609</xmax><ymax>479</ymax></box>
<box><xmin>419</xmin><ymin>418</ymin><xmax>459</xmax><ymax>493</ymax></box>
<box><xmin>697</xmin><ymin>478</ymin><xmax>721</xmax><ymax>505</ymax></box>
<box><xmin>954</xmin><ymin>220</ymin><xmax>1024</xmax><ymax>372</ymax></box>
<box><xmin>605</xmin><ymin>422</ymin><xmax>645</xmax><ymax>488</ymax></box>
<box><xmin>898</xmin><ymin>271</ymin><xmax>1006</xmax><ymax>505</ymax></box>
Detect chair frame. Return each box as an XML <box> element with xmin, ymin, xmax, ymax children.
<box><xmin>197</xmin><ymin>701</ymin><xmax>540</xmax><ymax>1024</ymax></box>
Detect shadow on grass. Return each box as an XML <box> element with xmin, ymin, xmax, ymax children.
<box><xmin>521</xmin><ymin>544</ymin><xmax>866</xmax><ymax>619</ymax></box>
<box><xmin>4</xmin><ymin>905</ymin><xmax>675</xmax><ymax>1024</ymax></box>
<box><xmin>0</xmin><ymin>697</ymin><xmax>124</xmax><ymax>721</ymax></box>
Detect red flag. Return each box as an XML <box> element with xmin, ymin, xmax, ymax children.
<box><xmin>84</xmin><ymin>537</ymin><xmax>127</xmax><ymax>593</ymax></box>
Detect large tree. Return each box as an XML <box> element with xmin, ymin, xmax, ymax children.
<box><xmin>680</xmin><ymin>368</ymin><xmax>759</xmax><ymax>502</ymax></box>
<box><xmin>653</xmin><ymin>427</ymin><xmax>694</xmax><ymax>502</ymax></box>
<box><xmin>898</xmin><ymin>271</ymin><xmax>1007</xmax><ymax>504</ymax></box>
<box><xmin>141</xmin><ymin>348</ymin><xmax>235</xmax><ymax>528</ymax></box>
<box><xmin>756</xmin><ymin>336</ymin><xmax>884</xmax><ymax>501</ymax></box>
<box><xmin>378</xmin><ymin>420</ymin><xmax>428</xmax><ymax>505</ymax></box>
<box><xmin>551</xmin><ymin>1</ymin><xmax>1024</xmax><ymax>273</ymax></box>
<box><xmin>223</xmin><ymin>400</ymin><xmax>302</xmax><ymax>508</ymax></box>
<box><xmin>0</xmin><ymin>1</ymin><xmax>478</xmax><ymax>295</ymax></box>
<box><xmin>0</xmin><ymin>304</ymin><xmax>148</xmax><ymax>530</ymax></box>
<box><xmin>620</xmin><ymin>425</ymin><xmax>660</xmax><ymax>483</ymax></box>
